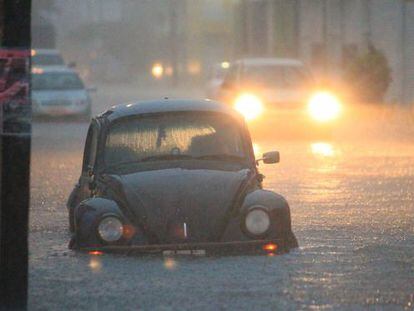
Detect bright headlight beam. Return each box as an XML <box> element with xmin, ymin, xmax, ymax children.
<box><xmin>308</xmin><ymin>91</ymin><xmax>341</xmax><ymax>122</ymax></box>
<box><xmin>234</xmin><ymin>93</ymin><xmax>264</xmax><ymax>121</ymax></box>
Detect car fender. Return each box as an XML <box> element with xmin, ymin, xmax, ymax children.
<box><xmin>242</xmin><ymin>189</ymin><xmax>294</xmax><ymax>235</ymax></box>
<box><xmin>73</xmin><ymin>197</ymin><xmax>126</xmax><ymax>248</ymax></box>
<box><xmin>221</xmin><ymin>189</ymin><xmax>298</xmax><ymax>249</ymax></box>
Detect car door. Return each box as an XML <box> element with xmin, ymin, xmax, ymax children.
<box><xmin>67</xmin><ymin>121</ymin><xmax>99</xmax><ymax>213</ymax></box>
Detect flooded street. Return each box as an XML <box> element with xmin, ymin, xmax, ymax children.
<box><xmin>28</xmin><ymin>85</ymin><xmax>414</xmax><ymax>310</ymax></box>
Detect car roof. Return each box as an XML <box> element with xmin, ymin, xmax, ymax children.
<box><xmin>235</xmin><ymin>57</ymin><xmax>304</xmax><ymax>67</ymax></box>
<box><xmin>102</xmin><ymin>99</ymin><xmax>244</xmax><ymax>122</ymax></box>
<box><xmin>32</xmin><ymin>49</ymin><xmax>61</xmax><ymax>55</ymax></box>
<box><xmin>31</xmin><ymin>66</ymin><xmax>77</xmax><ymax>74</ymax></box>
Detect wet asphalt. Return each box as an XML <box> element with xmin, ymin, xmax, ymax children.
<box><xmin>28</xmin><ymin>84</ymin><xmax>414</xmax><ymax>310</ymax></box>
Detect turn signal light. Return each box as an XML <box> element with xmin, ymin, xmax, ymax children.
<box><xmin>263</xmin><ymin>243</ymin><xmax>278</xmax><ymax>253</ymax></box>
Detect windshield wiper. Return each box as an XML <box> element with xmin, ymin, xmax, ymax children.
<box><xmin>106</xmin><ymin>154</ymin><xmax>244</xmax><ymax>171</ymax></box>
<box><xmin>139</xmin><ymin>154</ymin><xmax>194</xmax><ymax>162</ymax></box>
<box><xmin>105</xmin><ymin>154</ymin><xmax>195</xmax><ymax>171</ymax></box>
<box><xmin>196</xmin><ymin>154</ymin><xmax>245</xmax><ymax>162</ymax></box>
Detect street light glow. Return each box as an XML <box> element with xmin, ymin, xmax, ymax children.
<box><xmin>151</xmin><ymin>63</ymin><xmax>164</xmax><ymax>79</ymax></box>
<box><xmin>221</xmin><ymin>61</ymin><xmax>230</xmax><ymax>69</ymax></box>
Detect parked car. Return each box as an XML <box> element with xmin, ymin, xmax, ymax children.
<box><xmin>31</xmin><ymin>49</ymin><xmax>70</xmax><ymax>67</ymax></box>
<box><xmin>31</xmin><ymin>67</ymin><xmax>94</xmax><ymax>119</ymax></box>
<box><xmin>217</xmin><ymin>58</ymin><xmax>342</xmax><ymax>132</ymax></box>
<box><xmin>67</xmin><ymin>99</ymin><xmax>298</xmax><ymax>255</ymax></box>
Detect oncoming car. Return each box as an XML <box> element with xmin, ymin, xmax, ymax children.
<box><xmin>218</xmin><ymin>58</ymin><xmax>342</xmax><ymax>134</ymax></box>
<box><xmin>67</xmin><ymin>99</ymin><xmax>298</xmax><ymax>255</ymax></box>
<box><xmin>31</xmin><ymin>67</ymin><xmax>93</xmax><ymax>119</ymax></box>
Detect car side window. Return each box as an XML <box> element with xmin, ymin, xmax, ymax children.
<box><xmin>82</xmin><ymin>123</ymin><xmax>98</xmax><ymax>174</ymax></box>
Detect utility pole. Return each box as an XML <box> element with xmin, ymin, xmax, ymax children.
<box><xmin>401</xmin><ymin>0</ymin><xmax>407</xmax><ymax>105</ymax></box>
<box><xmin>364</xmin><ymin>0</ymin><xmax>372</xmax><ymax>47</ymax></box>
<box><xmin>322</xmin><ymin>0</ymin><xmax>328</xmax><ymax>74</ymax></box>
<box><xmin>294</xmin><ymin>0</ymin><xmax>301</xmax><ymax>59</ymax></box>
<box><xmin>169</xmin><ymin>0</ymin><xmax>179</xmax><ymax>87</ymax></box>
<box><xmin>0</xmin><ymin>1</ymin><xmax>31</xmax><ymax>310</ymax></box>
<box><xmin>266</xmin><ymin>0</ymin><xmax>275</xmax><ymax>56</ymax></box>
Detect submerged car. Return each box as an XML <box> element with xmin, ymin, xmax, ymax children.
<box><xmin>31</xmin><ymin>67</ymin><xmax>94</xmax><ymax>119</ymax></box>
<box><xmin>67</xmin><ymin>99</ymin><xmax>298</xmax><ymax>255</ymax></box>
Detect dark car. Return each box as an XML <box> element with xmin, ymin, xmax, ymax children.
<box><xmin>67</xmin><ymin>99</ymin><xmax>298</xmax><ymax>255</ymax></box>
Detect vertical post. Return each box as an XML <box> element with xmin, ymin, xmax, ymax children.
<box><xmin>294</xmin><ymin>0</ymin><xmax>301</xmax><ymax>59</ymax></box>
<box><xmin>169</xmin><ymin>0</ymin><xmax>179</xmax><ymax>87</ymax></box>
<box><xmin>0</xmin><ymin>0</ymin><xmax>31</xmax><ymax>310</ymax></box>
<box><xmin>364</xmin><ymin>0</ymin><xmax>372</xmax><ymax>46</ymax></box>
<box><xmin>266</xmin><ymin>0</ymin><xmax>275</xmax><ymax>56</ymax></box>
<box><xmin>401</xmin><ymin>0</ymin><xmax>407</xmax><ymax>105</ymax></box>
<box><xmin>322</xmin><ymin>0</ymin><xmax>328</xmax><ymax>74</ymax></box>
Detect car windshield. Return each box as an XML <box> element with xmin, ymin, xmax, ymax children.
<box><xmin>105</xmin><ymin>113</ymin><xmax>246</xmax><ymax>168</ymax></box>
<box><xmin>32</xmin><ymin>54</ymin><xmax>64</xmax><ymax>66</ymax></box>
<box><xmin>32</xmin><ymin>72</ymin><xmax>84</xmax><ymax>90</ymax></box>
<box><xmin>242</xmin><ymin>65</ymin><xmax>311</xmax><ymax>88</ymax></box>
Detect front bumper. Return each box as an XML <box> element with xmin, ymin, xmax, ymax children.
<box><xmin>33</xmin><ymin>103</ymin><xmax>90</xmax><ymax>117</ymax></box>
<box><xmin>80</xmin><ymin>239</ymin><xmax>286</xmax><ymax>256</ymax></box>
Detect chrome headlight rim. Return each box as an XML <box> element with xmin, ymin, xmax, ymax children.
<box><xmin>97</xmin><ymin>214</ymin><xmax>124</xmax><ymax>244</ymax></box>
<box><xmin>241</xmin><ymin>206</ymin><xmax>271</xmax><ymax>239</ymax></box>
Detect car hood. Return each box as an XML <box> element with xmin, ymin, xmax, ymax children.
<box><xmin>116</xmin><ymin>168</ymin><xmax>251</xmax><ymax>244</ymax></box>
<box><xmin>256</xmin><ymin>87</ymin><xmax>308</xmax><ymax>104</ymax></box>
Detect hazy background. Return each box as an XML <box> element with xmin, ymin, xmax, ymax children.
<box><xmin>32</xmin><ymin>0</ymin><xmax>414</xmax><ymax>105</ymax></box>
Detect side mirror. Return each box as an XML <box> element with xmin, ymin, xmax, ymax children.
<box><xmin>68</xmin><ymin>61</ymin><xmax>77</xmax><ymax>68</ymax></box>
<box><xmin>256</xmin><ymin>151</ymin><xmax>280</xmax><ymax>165</ymax></box>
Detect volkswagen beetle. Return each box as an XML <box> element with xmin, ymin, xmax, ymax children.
<box><xmin>67</xmin><ymin>99</ymin><xmax>298</xmax><ymax>255</ymax></box>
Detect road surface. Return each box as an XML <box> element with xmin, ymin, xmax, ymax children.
<box><xmin>29</xmin><ymin>84</ymin><xmax>414</xmax><ymax>310</ymax></box>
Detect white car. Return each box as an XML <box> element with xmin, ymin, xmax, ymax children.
<box><xmin>218</xmin><ymin>58</ymin><xmax>341</xmax><ymax>124</ymax></box>
<box><xmin>31</xmin><ymin>67</ymin><xmax>93</xmax><ymax>119</ymax></box>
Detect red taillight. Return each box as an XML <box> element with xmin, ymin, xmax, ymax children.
<box><xmin>88</xmin><ymin>250</ymin><xmax>103</xmax><ymax>256</ymax></box>
<box><xmin>263</xmin><ymin>243</ymin><xmax>278</xmax><ymax>253</ymax></box>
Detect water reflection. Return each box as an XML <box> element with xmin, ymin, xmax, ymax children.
<box><xmin>89</xmin><ymin>257</ymin><xmax>102</xmax><ymax>273</ymax></box>
<box><xmin>311</xmin><ymin>142</ymin><xmax>335</xmax><ymax>157</ymax></box>
<box><xmin>163</xmin><ymin>257</ymin><xmax>177</xmax><ymax>270</ymax></box>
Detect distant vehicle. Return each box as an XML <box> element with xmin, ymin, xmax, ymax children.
<box><xmin>218</xmin><ymin>58</ymin><xmax>342</xmax><ymax>127</ymax></box>
<box><xmin>31</xmin><ymin>49</ymin><xmax>76</xmax><ymax>68</ymax></box>
<box><xmin>205</xmin><ymin>61</ymin><xmax>230</xmax><ymax>99</ymax></box>
<box><xmin>31</xmin><ymin>67</ymin><xmax>94</xmax><ymax>119</ymax></box>
<box><xmin>67</xmin><ymin>99</ymin><xmax>298</xmax><ymax>255</ymax></box>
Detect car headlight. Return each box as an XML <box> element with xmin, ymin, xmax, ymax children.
<box><xmin>97</xmin><ymin>216</ymin><xmax>123</xmax><ymax>242</ymax></box>
<box><xmin>244</xmin><ymin>208</ymin><xmax>270</xmax><ymax>237</ymax></box>
<box><xmin>307</xmin><ymin>91</ymin><xmax>341</xmax><ymax>122</ymax></box>
<box><xmin>234</xmin><ymin>93</ymin><xmax>264</xmax><ymax>121</ymax></box>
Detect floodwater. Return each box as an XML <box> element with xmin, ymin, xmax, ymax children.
<box><xmin>29</xmin><ymin>84</ymin><xmax>414</xmax><ymax>310</ymax></box>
